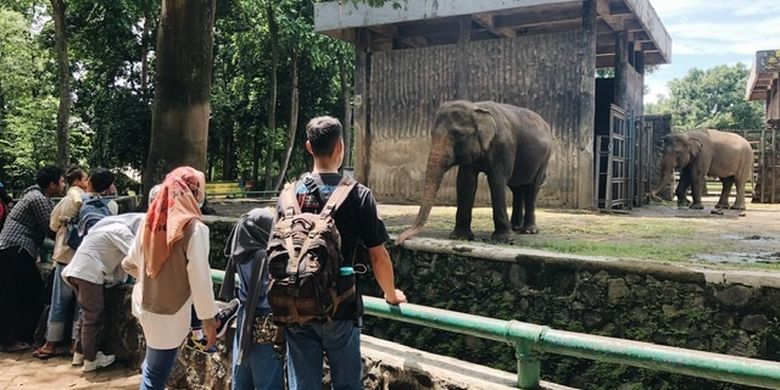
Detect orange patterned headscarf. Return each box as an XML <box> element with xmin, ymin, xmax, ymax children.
<box><xmin>143</xmin><ymin>166</ymin><xmax>206</xmax><ymax>278</ymax></box>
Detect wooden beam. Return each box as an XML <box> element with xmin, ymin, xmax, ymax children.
<box><xmin>315</xmin><ymin>0</ymin><xmax>582</xmax><ymax>33</ymax></box>
<box><xmin>472</xmin><ymin>13</ymin><xmax>515</xmax><ymax>38</ymax></box>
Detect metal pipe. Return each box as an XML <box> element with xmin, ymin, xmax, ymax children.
<box><xmin>361</xmin><ymin>296</ymin><xmax>780</xmax><ymax>389</ymax></box>
<box><xmin>209</xmin><ymin>273</ymin><xmax>780</xmax><ymax>389</ymax></box>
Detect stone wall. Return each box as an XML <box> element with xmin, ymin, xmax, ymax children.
<box><xmin>358</xmin><ymin>239</ymin><xmax>780</xmax><ymax>390</ymax></box>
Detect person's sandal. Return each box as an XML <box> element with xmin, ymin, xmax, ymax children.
<box><xmin>32</xmin><ymin>345</ymin><xmax>59</xmax><ymax>359</ymax></box>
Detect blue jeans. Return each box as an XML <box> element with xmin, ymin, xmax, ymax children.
<box><xmin>46</xmin><ymin>262</ymin><xmax>80</xmax><ymax>343</ymax></box>
<box><xmin>285</xmin><ymin>320</ymin><xmax>362</xmax><ymax>390</ymax></box>
<box><xmin>140</xmin><ymin>346</ymin><xmax>178</xmax><ymax>390</ymax></box>
<box><xmin>232</xmin><ymin>306</ymin><xmax>283</xmax><ymax>390</ymax></box>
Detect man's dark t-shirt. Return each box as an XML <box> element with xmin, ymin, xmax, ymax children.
<box><xmin>276</xmin><ymin>172</ymin><xmax>389</xmax><ymax>321</ymax></box>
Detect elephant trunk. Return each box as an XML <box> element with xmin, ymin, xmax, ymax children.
<box><xmin>651</xmin><ymin>156</ymin><xmax>675</xmax><ymax>197</ymax></box>
<box><xmin>396</xmin><ymin>140</ymin><xmax>453</xmax><ymax>245</ymax></box>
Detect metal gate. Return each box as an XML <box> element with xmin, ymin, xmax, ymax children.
<box><xmin>595</xmin><ymin>105</ymin><xmax>630</xmax><ymax>209</ymax></box>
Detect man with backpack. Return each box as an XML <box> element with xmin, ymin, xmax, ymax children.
<box><xmin>0</xmin><ymin>166</ymin><xmax>65</xmax><ymax>352</ymax></box>
<box><xmin>34</xmin><ymin>168</ymin><xmax>116</xmax><ymax>359</ymax></box>
<box><xmin>270</xmin><ymin>116</ymin><xmax>406</xmax><ymax>390</ymax></box>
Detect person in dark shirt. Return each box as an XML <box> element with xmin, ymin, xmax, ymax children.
<box><xmin>220</xmin><ymin>208</ymin><xmax>283</xmax><ymax>390</ymax></box>
<box><xmin>0</xmin><ymin>166</ymin><xmax>65</xmax><ymax>352</ymax></box>
<box><xmin>279</xmin><ymin>116</ymin><xmax>406</xmax><ymax>390</ymax></box>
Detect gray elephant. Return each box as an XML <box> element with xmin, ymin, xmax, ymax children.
<box><xmin>397</xmin><ymin>100</ymin><xmax>553</xmax><ymax>243</ymax></box>
<box><xmin>650</xmin><ymin>129</ymin><xmax>753</xmax><ymax>210</ymax></box>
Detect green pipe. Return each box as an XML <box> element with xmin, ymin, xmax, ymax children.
<box><xmin>210</xmin><ymin>272</ymin><xmax>780</xmax><ymax>389</ymax></box>
<box><xmin>362</xmin><ymin>296</ymin><xmax>780</xmax><ymax>389</ymax></box>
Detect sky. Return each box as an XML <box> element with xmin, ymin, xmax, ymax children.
<box><xmin>644</xmin><ymin>0</ymin><xmax>780</xmax><ymax>103</ymax></box>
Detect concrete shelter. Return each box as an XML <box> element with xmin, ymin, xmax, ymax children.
<box><xmin>315</xmin><ymin>0</ymin><xmax>671</xmax><ymax>208</ymax></box>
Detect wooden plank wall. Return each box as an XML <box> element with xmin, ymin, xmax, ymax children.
<box><xmin>368</xmin><ymin>31</ymin><xmax>594</xmax><ymax>207</ymax></box>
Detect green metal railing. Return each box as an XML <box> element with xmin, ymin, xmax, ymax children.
<box><xmin>210</xmin><ymin>269</ymin><xmax>780</xmax><ymax>389</ymax></box>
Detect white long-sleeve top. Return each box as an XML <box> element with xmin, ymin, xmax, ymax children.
<box><xmin>122</xmin><ymin>219</ymin><xmax>218</xmax><ymax>350</ymax></box>
<box><xmin>61</xmin><ymin>222</ymin><xmax>133</xmax><ymax>287</ymax></box>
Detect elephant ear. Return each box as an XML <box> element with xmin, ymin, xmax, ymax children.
<box><xmin>474</xmin><ymin>107</ymin><xmax>497</xmax><ymax>153</ymax></box>
<box><xmin>689</xmin><ymin>138</ymin><xmax>703</xmax><ymax>158</ymax></box>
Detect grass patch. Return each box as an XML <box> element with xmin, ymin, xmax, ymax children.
<box><xmin>520</xmin><ymin>239</ymin><xmax>711</xmax><ymax>263</ymax></box>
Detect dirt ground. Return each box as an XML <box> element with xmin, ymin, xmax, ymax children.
<box><xmin>210</xmin><ymin>197</ymin><xmax>780</xmax><ymax>270</ymax></box>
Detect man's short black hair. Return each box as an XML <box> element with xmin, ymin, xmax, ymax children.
<box><xmin>306</xmin><ymin>116</ymin><xmax>343</xmax><ymax>157</ymax></box>
<box><xmin>36</xmin><ymin>165</ymin><xmax>64</xmax><ymax>189</ymax></box>
<box><xmin>89</xmin><ymin>168</ymin><xmax>115</xmax><ymax>194</ymax></box>
<box><xmin>66</xmin><ymin>166</ymin><xmax>86</xmax><ymax>186</ymax></box>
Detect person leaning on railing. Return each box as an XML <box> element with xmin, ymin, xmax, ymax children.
<box><xmin>121</xmin><ymin>167</ymin><xmax>220</xmax><ymax>390</ymax></box>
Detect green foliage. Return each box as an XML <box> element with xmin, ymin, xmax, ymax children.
<box><xmin>646</xmin><ymin>64</ymin><xmax>765</xmax><ymax>131</ymax></box>
<box><xmin>0</xmin><ymin>7</ymin><xmax>58</xmax><ymax>187</ymax></box>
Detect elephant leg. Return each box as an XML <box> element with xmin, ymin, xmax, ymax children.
<box><xmin>520</xmin><ymin>185</ymin><xmax>540</xmax><ymax>234</ymax></box>
<box><xmin>450</xmin><ymin>165</ymin><xmax>478</xmax><ymax>241</ymax></box>
<box><xmin>715</xmin><ymin>177</ymin><xmax>734</xmax><ymax>209</ymax></box>
<box><xmin>690</xmin><ymin>171</ymin><xmax>705</xmax><ymax>210</ymax></box>
<box><xmin>487</xmin><ymin>174</ymin><xmax>511</xmax><ymax>242</ymax></box>
<box><xmin>676</xmin><ymin>169</ymin><xmax>691</xmax><ymax>207</ymax></box>
<box><xmin>511</xmin><ymin>187</ymin><xmax>524</xmax><ymax>232</ymax></box>
<box><xmin>731</xmin><ymin>177</ymin><xmax>747</xmax><ymax>210</ymax></box>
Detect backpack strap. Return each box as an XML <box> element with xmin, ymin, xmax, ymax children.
<box><xmin>319</xmin><ymin>177</ymin><xmax>356</xmax><ymax>219</ymax></box>
<box><xmin>279</xmin><ymin>182</ymin><xmax>302</xmax><ymax>218</ymax></box>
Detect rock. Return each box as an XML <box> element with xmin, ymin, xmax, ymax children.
<box><xmin>713</xmin><ymin>313</ymin><xmax>735</xmax><ymax>329</ymax></box>
<box><xmin>575</xmin><ymin>283</ymin><xmax>603</xmax><ymax>304</ymax></box>
<box><xmin>726</xmin><ymin>331</ymin><xmax>759</xmax><ymax>357</ymax></box>
<box><xmin>509</xmin><ymin>264</ymin><xmax>527</xmax><ymax>288</ymax></box>
<box><xmin>583</xmin><ymin>312</ymin><xmax>603</xmax><ymax>329</ymax></box>
<box><xmin>740</xmin><ymin>315</ymin><xmax>769</xmax><ymax>332</ymax></box>
<box><xmin>630</xmin><ymin>307</ymin><xmax>648</xmax><ymax>322</ymax></box>
<box><xmin>661</xmin><ymin>304</ymin><xmax>677</xmax><ymax>319</ymax></box>
<box><xmin>660</xmin><ymin>286</ymin><xmax>678</xmax><ymax>300</ymax></box>
<box><xmin>607</xmin><ymin>279</ymin><xmax>629</xmax><ymax>303</ymax></box>
<box><xmin>625</xmin><ymin>274</ymin><xmax>642</xmax><ymax>284</ymax></box>
<box><xmin>716</xmin><ymin>285</ymin><xmax>752</xmax><ymax>307</ymax></box>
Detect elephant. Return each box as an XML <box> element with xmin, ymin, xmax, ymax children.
<box><xmin>396</xmin><ymin>100</ymin><xmax>553</xmax><ymax>243</ymax></box>
<box><xmin>650</xmin><ymin>129</ymin><xmax>753</xmax><ymax>210</ymax></box>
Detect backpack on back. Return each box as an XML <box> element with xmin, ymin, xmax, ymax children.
<box><xmin>67</xmin><ymin>195</ymin><xmax>112</xmax><ymax>250</ymax></box>
<box><xmin>267</xmin><ymin>177</ymin><xmax>357</xmax><ymax>326</ymax></box>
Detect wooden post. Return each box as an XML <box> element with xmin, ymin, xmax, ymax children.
<box><xmin>456</xmin><ymin>16</ymin><xmax>471</xmax><ymax>99</ymax></box>
<box><xmin>613</xmin><ymin>32</ymin><xmax>628</xmax><ymax>109</ymax></box>
<box><xmin>354</xmin><ymin>28</ymin><xmax>372</xmax><ymax>184</ymax></box>
<box><xmin>578</xmin><ymin>0</ymin><xmax>597</xmax><ymax>209</ymax></box>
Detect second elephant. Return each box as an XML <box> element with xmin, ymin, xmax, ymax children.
<box><xmin>651</xmin><ymin>129</ymin><xmax>753</xmax><ymax>210</ymax></box>
<box><xmin>397</xmin><ymin>100</ymin><xmax>553</xmax><ymax>243</ymax></box>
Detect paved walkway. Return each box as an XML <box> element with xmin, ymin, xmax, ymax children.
<box><xmin>0</xmin><ymin>351</ymin><xmax>140</xmax><ymax>389</ymax></box>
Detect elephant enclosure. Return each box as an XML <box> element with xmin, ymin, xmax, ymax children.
<box><xmin>210</xmin><ymin>197</ymin><xmax>780</xmax><ymax>269</ymax></box>
<box><xmin>378</xmin><ymin>200</ymin><xmax>780</xmax><ymax>269</ymax></box>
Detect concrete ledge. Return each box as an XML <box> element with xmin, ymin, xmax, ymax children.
<box><xmin>361</xmin><ymin>335</ymin><xmax>574</xmax><ymax>390</ymax></box>
<box><xmin>395</xmin><ymin>236</ymin><xmax>780</xmax><ymax>288</ymax></box>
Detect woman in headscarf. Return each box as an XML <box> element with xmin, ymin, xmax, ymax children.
<box><xmin>122</xmin><ymin>167</ymin><xmax>218</xmax><ymax>390</ymax></box>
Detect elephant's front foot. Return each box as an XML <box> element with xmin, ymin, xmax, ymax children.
<box><xmin>714</xmin><ymin>202</ymin><xmax>730</xmax><ymax>209</ymax></box>
<box><xmin>490</xmin><ymin>231</ymin><xmax>512</xmax><ymax>242</ymax></box>
<box><xmin>512</xmin><ymin>224</ymin><xmax>524</xmax><ymax>233</ymax></box>
<box><xmin>518</xmin><ymin>224</ymin><xmax>540</xmax><ymax>234</ymax></box>
<box><xmin>449</xmin><ymin>228</ymin><xmax>475</xmax><ymax>241</ymax></box>
<box><xmin>730</xmin><ymin>204</ymin><xmax>746</xmax><ymax>211</ymax></box>
<box><xmin>689</xmin><ymin>203</ymin><xmax>704</xmax><ymax>210</ymax></box>
<box><xmin>677</xmin><ymin>198</ymin><xmax>691</xmax><ymax>208</ymax></box>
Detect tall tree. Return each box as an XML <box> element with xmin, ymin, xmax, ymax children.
<box><xmin>262</xmin><ymin>0</ymin><xmax>279</xmax><ymax>190</ymax></box>
<box><xmin>646</xmin><ymin>64</ymin><xmax>765</xmax><ymax>131</ymax></box>
<box><xmin>274</xmin><ymin>49</ymin><xmax>299</xmax><ymax>191</ymax></box>
<box><xmin>50</xmin><ymin>0</ymin><xmax>70</xmax><ymax>167</ymax></box>
<box><xmin>143</xmin><ymin>0</ymin><xmax>215</xmax><ymax>194</ymax></box>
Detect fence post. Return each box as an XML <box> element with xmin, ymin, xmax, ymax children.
<box><xmin>516</xmin><ymin>340</ymin><xmax>541</xmax><ymax>389</ymax></box>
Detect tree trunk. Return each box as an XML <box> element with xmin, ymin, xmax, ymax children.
<box><xmin>262</xmin><ymin>0</ymin><xmax>279</xmax><ymax>191</ymax></box>
<box><xmin>274</xmin><ymin>50</ymin><xmax>299</xmax><ymax>191</ymax></box>
<box><xmin>51</xmin><ymin>0</ymin><xmax>70</xmax><ymax>168</ymax></box>
<box><xmin>222</xmin><ymin>113</ymin><xmax>235</xmax><ymax>180</ymax></box>
<box><xmin>140</xmin><ymin>12</ymin><xmax>153</xmax><ymax>96</ymax></box>
<box><xmin>340</xmin><ymin>56</ymin><xmax>353</xmax><ymax>168</ymax></box>
<box><xmin>143</xmin><ymin>0</ymin><xmax>215</xmax><ymax>201</ymax></box>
